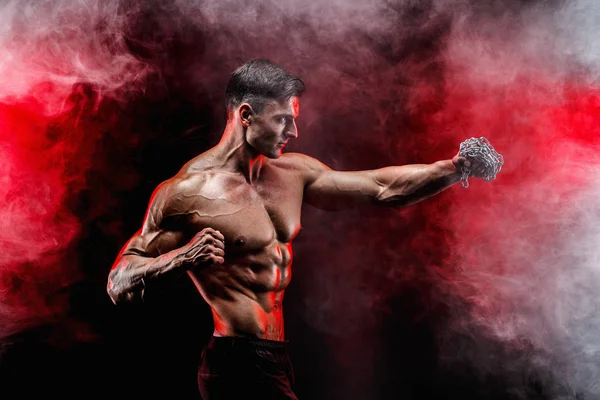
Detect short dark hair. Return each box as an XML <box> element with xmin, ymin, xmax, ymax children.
<box><xmin>225</xmin><ymin>59</ymin><xmax>305</xmax><ymax>118</ymax></box>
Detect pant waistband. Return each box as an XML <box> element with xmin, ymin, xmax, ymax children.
<box><xmin>208</xmin><ymin>335</ymin><xmax>289</xmax><ymax>350</ymax></box>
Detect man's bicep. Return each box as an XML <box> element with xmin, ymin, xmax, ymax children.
<box><xmin>304</xmin><ymin>167</ymin><xmax>383</xmax><ymax>211</ymax></box>
<box><xmin>118</xmin><ymin>181</ymin><xmax>187</xmax><ymax>260</ymax></box>
<box><xmin>121</xmin><ymin>206</ymin><xmax>190</xmax><ymax>259</ymax></box>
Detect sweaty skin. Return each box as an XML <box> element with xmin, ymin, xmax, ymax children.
<box><xmin>107</xmin><ymin>96</ymin><xmax>475</xmax><ymax>341</ymax></box>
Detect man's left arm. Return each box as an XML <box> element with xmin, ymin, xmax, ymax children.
<box><xmin>288</xmin><ymin>153</ymin><xmax>472</xmax><ymax>210</ymax></box>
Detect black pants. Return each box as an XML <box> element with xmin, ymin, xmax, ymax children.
<box><xmin>198</xmin><ymin>336</ymin><xmax>299</xmax><ymax>400</ymax></box>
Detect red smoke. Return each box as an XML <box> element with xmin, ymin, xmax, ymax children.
<box><xmin>0</xmin><ymin>100</ymin><xmax>74</xmax><ymax>337</ymax></box>
<box><xmin>0</xmin><ymin>84</ymin><xmax>113</xmax><ymax>342</ymax></box>
<box><xmin>0</xmin><ymin>0</ymin><xmax>147</xmax><ymax>343</ymax></box>
<box><xmin>548</xmin><ymin>88</ymin><xmax>600</xmax><ymax>146</ymax></box>
<box><xmin>423</xmin><ymin>75</ymin><xmax>600</xmax><ymax>387</ymax></box>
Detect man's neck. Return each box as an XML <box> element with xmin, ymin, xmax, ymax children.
<box><xmin>214</xmin><ymin>122</ymin><xmax>264</xmax><ymax>185</ymax></box>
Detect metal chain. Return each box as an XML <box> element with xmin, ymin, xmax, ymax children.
<box><xmin>458</xmin><ymin>137</ymin><xmax>504</xmax><ymax>188</ymax></box>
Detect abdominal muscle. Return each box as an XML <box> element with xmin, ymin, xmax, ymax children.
<box><xmin>186</xmin><ymin>242</ymin><xmax>292</xmax><ymax>341</ymax></box>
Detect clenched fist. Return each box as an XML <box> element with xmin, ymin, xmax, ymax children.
<box><xmin>180</xmin><ymin>228</ymin><xmax>225</xmax><ymax>268</ymax></box>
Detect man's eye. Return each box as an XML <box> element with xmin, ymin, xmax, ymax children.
<box><xmin>279</xmin><ymin>117</ymin><xmax>288</xmax><ymax>123</ymax></box>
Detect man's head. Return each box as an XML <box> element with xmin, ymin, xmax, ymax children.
<box><xmin>226</xmin><ymin>59</ymin><xmax>305</xmax><ymax>158</ymax></box>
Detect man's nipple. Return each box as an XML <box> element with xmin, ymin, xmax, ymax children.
<box><xmin>234</xmin><ymin>235</ymin><xmax>246</xmax><ymax>247</ymax></box>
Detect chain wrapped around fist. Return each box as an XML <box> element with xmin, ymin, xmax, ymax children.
<box><xmin>458</xmin><ymin>137</ymin><xmax>504</xmax><ymax>188</ymax></box>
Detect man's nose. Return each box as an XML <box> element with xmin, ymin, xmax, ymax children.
<box><xmin>285</xmin><ymin>121</ymin><xmax>298</xmax><ymax>139</ymax></box>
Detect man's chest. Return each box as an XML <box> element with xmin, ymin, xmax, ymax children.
<box><xmin>182</xmin><ymin>170</ymin><xmax>304</xmax><ymax>249</ymax></box>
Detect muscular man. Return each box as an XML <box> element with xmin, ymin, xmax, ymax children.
<box><xmin>107</xmin><ymin>59</ymin><xmax>486</xmax><ymax>399</ymax></box>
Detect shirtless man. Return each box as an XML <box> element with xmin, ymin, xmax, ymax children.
<box><xmin>106</xmin><ymin>59</ymin><xmax>487</xmax><ymax>399</ymax></box>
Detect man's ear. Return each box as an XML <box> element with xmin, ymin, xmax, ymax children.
<box><xmin>238</xmin><ymin>103</ymin><xmax>254</xmax><ymax>127</ymax></box>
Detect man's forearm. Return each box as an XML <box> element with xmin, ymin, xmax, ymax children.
<box><xmin>107</xmin><ymin>250</ymin><xmax>186</xmax><ymax>304</ymax></box>
<box><xmin>373</xmin><ymin>160</ymin><xmax>461</xmax><ymax>207</ymax></box>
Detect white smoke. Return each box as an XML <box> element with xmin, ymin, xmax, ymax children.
<box><xmin>0</xmin><ymin>0</ymin><xmax>150</xmax><ymax>115</ymax></box>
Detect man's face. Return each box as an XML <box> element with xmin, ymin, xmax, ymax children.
<box><xmin>244</xmin><ymin>96</ymin><xmax>300</xmax><ymax>159</ymax></box>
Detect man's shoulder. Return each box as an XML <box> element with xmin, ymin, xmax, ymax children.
<box><xmin>273</xmin><ymin>152</ymin><xmax>329</xmax><ymax>173</ymax></box>
<box><xmin>156</xmin><ymin>171</ymin><xmax>210</xmax><ymax>195</ymax></box>
<box><xmin>162</xmin><ymin>150</ymin><xmax>228</xmax><ymax>192</ymax></box>
<box><xmin>179</xmin><ymin>149</ymin><xmax>222</xmax><ymax>175</ymax></box>
<box><xmin>148</xmin><ymin>169</ymin><xmax>216</xmax><ymax>213</ymax></box>
<box><xmin>144</xmin><ymin>171</ymin><xmax>216</xmax><ymax>224</ymax></box>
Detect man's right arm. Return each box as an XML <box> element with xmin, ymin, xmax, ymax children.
<box><xmin>106</xmin><ymin>180</ymin><xmax>225</xmax><ymax>305</ymax></box>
